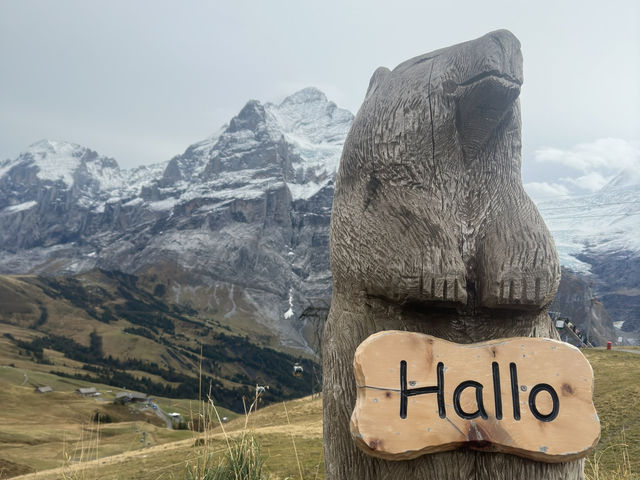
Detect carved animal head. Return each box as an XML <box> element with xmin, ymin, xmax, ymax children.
<box><xmin>331</xmin><ymin>30</ymin><xmax>557</xmax><ymax>310</ymax></box>
<box><xmin>346</xmin><ymin>29</ymin><xmax>523</xmax><ymax>184</ymax></box>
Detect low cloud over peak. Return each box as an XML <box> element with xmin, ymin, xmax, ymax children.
<box><xmin>525</xmin><ymin>138</ymin><xmax>640</xmax><ymax>201</ymax></box>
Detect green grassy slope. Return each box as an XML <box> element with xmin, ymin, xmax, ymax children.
<box><xmin>583</xmin><ymin>349</ymin><xmax>640</xmax><ymax>478</ymax></box>
<box><xmin>0</xmin><ymin>367</ymin><xmax>201</xmax><ymax>478</ymax></box>
<box><xmin>0</xmin><ymin>270</ymin><xmax>319</xmax><ymax>413</ymax></box>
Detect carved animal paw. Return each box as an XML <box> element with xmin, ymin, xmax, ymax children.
<box><xmin>480</xmin><ymin>268</ymin><xmax>558</xmax><ymax>309</ymax></box>
<box><xmin>476</xmin><ymin>210</ymin><xmax>561</xmax><ymax>310</ymax></box>
<box><xmin>369</xmin><ymin>268</ymin><xmax>467</xmax><ymax>307</ymax></box>
<box><xmin>421</xmin><ymin>273</ymin><xmax>467</xmax><ymax>304</ymax></box>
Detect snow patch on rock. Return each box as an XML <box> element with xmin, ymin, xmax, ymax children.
<box><xmin>2</xmin><ymin>200</ymin><xmax>37</xmax><ymax>214</ymax></box>
<box><xmin>284</xmin><ymin>288</ymin><xmax>294</xmax><ymax>320</ymax></box>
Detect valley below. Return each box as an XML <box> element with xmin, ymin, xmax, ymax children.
<box><xmin>0</xmin><ymin>270</ymin><xmax>319</xmax><ymax>415</ymax></box>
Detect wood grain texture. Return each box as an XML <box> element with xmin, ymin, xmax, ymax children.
<box><xmin>323</xmin><ymin>29</ymin><xmax>584</xmax><ymax>479</ymax></box>
<box><xmin>351</xmin><ymin>331</ymin><xmax>599</xmax><ymax>462</ymax></box>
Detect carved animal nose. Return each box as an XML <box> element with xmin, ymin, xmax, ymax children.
<box><xmin>489</xmin><ymin>29</ymin><xmax>521</xmax><ymax>52</ymax></box>
<box><xmin>454</xmin><ymin>30</ymin><xmax>523</xmax><ymax>161</ymax></box>
<box><xmin>486</xmin><ymin>29</ymin><xmax>523</xmax><ymax>84</ymax></box>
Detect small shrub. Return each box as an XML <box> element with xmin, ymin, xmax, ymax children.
<box><xmin>185</xmin><ymin>432</ymin><xmax>267</xmax><ymax>480</ymax></box>
<box><xmin>99</xmin><ymin>309</ymin><xmax>117</xmax><ymax>324</ymax></box>
<box><xmin>35</xmin><ymin>306</ymin><xmax>48</xmax><ymax>327</ymax></box>
<box><xmin>123</xmin><ymin>326</ymin><xmax>156</xmax><ymax>339</ymax></box>
<box><xmin>92</xmin><ymin>411</ymin><xmax>113</xmax><ymax>424</ymax></box>
<box><xmin>154</xmin><ymin>283</ymin><xmax>167</xmax><ymax>297</ymax></box>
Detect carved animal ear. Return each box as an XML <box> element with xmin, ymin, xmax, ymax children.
<box><xmin>365</xmin><ymin>67</ymin><xmax>391</xmax><ymax>100</ymax></box>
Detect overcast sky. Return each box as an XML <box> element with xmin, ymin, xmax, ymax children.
<box><xmin>1</xmin><ymin>0</ymin><xmax>638</xmax><ymax>199</ymax></box>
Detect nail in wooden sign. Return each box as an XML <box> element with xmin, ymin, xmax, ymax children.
<box><xmin>350</xmin><ymin>331</ymin><xmax>600</xmax><ymax>462</ymax></box>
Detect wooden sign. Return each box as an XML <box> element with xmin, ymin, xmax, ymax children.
<box><xmin>350</xmin><ymin>331</ymin><xmax>600</xmax><ymax>463</ymax></box>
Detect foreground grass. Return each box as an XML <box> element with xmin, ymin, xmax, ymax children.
<box><xmin>583</xmin><ymin>348</ymin><xmax>640</xmax><ymax>479</ymax></box>
<box><xmin>4</xmin><ymin>348</ymin><xmax>639</xmax><ymax>479</ymax></box>
<box><xmin>7</xmin><ymin>395</ymin><xmax>323</xmax><ymax>480</ymax></box>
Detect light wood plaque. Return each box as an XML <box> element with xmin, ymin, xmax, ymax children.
<box><xmin>350</xmin><ymin>331</ymin><xmax>600</xmax><ymax>462</ymax></box>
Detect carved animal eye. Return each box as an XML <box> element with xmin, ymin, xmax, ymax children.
<box><xmin>442</xmin><ymin>80</ymin><xmax>457</xmax><ymax>94</ymax></box>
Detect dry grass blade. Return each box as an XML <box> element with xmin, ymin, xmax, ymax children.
<box><xmin>283</xmin><ymin>401</ymin><xmax>304</xmax><ymax>480</ymax></box>
<box><xmin>183</xmin><ymin>391</ymin><xmax>268</xmax><ymax>480</ymax></box>
<box><xmin>585</xmin><ymin>430</ymin><xmax>634</xmax><ymax>480</ymax></box>
<box><xmin>60</xmin><ymin>416</ymin><xmax>102</xmax><ymax>480</ymax></box>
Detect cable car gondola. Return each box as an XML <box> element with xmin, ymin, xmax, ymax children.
<box><xmin>293</xmin><ymin>362</ymin><xmax>303</xmax><ymax>377</ymax></box>
<box><xmin>256</xmin><ymin>384</ymin><xmax>268</xmax><ymax>395</ymax></box>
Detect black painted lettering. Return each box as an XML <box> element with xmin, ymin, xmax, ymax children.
<box><xmin>400</xmin><ymin>358</ymin><xmax>558</xmax><ymax>424</ymax></box>
<box><xmin>453</xmin><ymin>380</ymin><xmax>488</xmax><ymax>420</ymax></box>
<box><xmin>492</xmin><ymin>362</ymin><xmax>503</xmax><ymax>420</ymax></box>
<box><xmin>400</xmin><ymin>360</ymin><xmax>445</xmax><ymax>419</ymax></box>
<box><xmin>510</xmin><ymin>362</ymin><xmax>521</xmax><ymax>421</ymax></box>
<box><xmin>529</xmin><ymin>383</ymin><xmax>560</xmax><ymax>422</ymax></box>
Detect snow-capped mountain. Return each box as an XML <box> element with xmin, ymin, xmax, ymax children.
<box><xmin>158</xmin><ymin>88</ymin><xmax>350</xmax><ymax>201</ymax></box>
<box><xmin>0</xmin><ymin>88</ymin><xmax>352</xmax><ymax>351</ymax></box>
<box><xmin>0</xmin><ymin>139</ymin><xmax>119</xmax><ymax>189</ymax></box>
<box><xmin>0</xmin><ymin>139</ymin><xmax>163</xmax><ymax>200</ymax></box>
<box><xmin>0</xmin><ymin>138</ymin><xmax>166</xmax><ymax>255</ymax></box>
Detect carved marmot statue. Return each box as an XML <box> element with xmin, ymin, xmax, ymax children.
<box><xmin>323</xmin><ymin>30</ymin><xmax>581</xmax><ymax>479</ymax></box>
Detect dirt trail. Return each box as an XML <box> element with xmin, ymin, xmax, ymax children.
<box><xmin>11</xmin><ymin>419</ymin><xmax>320</xmax><ymax>480</ymax></box>
<box><xmin>11</xmin><ymin>434</ymin><xmax>201</xmax><ymax>480</ymax></box>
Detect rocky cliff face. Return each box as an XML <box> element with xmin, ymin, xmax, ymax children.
<box><xmin>578</xmin><ymin>252</ymin><xmax>640</xmax><ymax>338</ymax></box>
<box><xmin>550</xmin><ymin>267</ymin><xmax>617</xmax><ymax>345</ymax></box>
<box><xmin>0</xmin><ymin>88</ymin><xmax>352</xmax><ymax>351</ymax></box>
<box><xmin>1</xmin><ymin>87</ymin><xmax>637</xmax><ymax>349</ymax></box>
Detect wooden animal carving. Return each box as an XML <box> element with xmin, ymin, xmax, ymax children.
<box><xmin>323</xmin><ymin>30</ymin><xmax>582</xmax><ymax>479</ymax></box>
